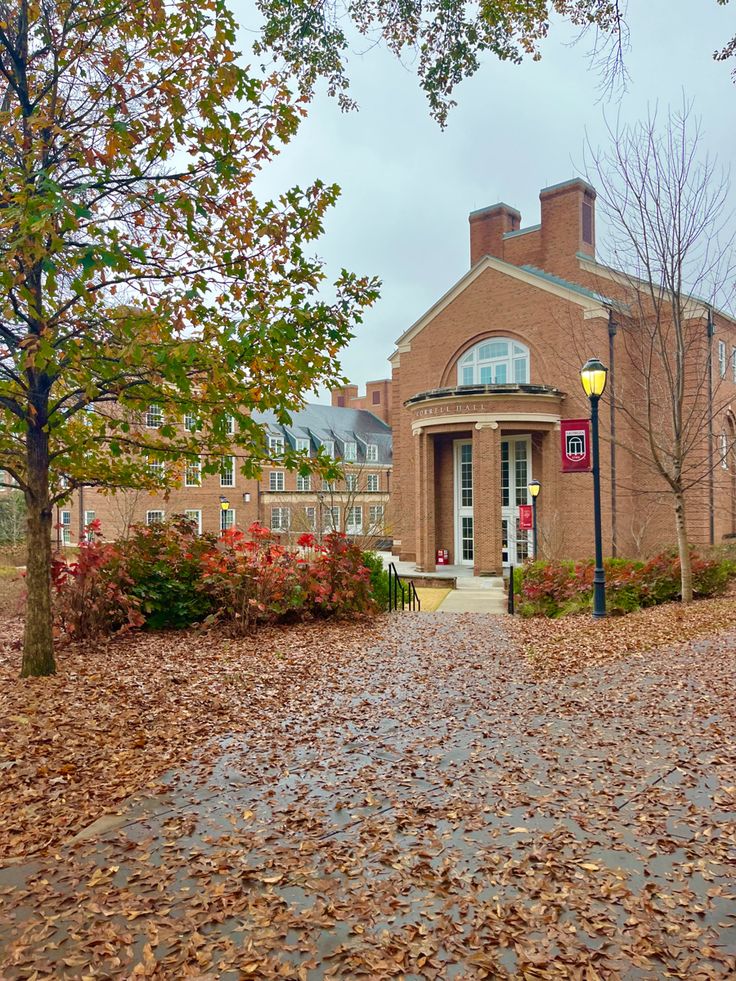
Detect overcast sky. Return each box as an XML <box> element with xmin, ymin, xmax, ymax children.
<box><xmin>232</xmin><ymin>1</ymin><xmax>736</xmax><ymax>399</ymax></box>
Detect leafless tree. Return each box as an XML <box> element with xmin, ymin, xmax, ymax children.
<box><xmin>586</xmin><ymin>100</ymin><xmax>736</xmax><ymax>600</ymax></box>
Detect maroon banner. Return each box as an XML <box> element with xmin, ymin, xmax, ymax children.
<box><xmin>519</xmin><ymin>504</ymin><xmax>533</xmax><ymax>531</ymax></box>
<box><xmin>560</xmin><ymin>418</ymin><xmax>591</xmax><ymax>472</ymax></box>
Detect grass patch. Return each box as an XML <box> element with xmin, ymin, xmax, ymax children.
<box><xmin>414</xmin><ymin>587</ymin><xmax>450</xmax><ymax>611</ymax></box>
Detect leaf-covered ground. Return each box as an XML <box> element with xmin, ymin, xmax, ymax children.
<box><xmin>1</xmin><ymin>608</ymin><xmax>735</xmax><ymax>978</ymax></box>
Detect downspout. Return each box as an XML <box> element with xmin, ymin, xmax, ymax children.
<box><xmin>79</xmin><ymin>484</ymin><xmax>85</xmax><ymax>542</ymax></box>
<box><xmin>707</xmin><ymin>308</ymin><xmax>715</xmax><ymax>546</ymax></box>
<box><xmin>608</xmin><ymin>310</ymin><xmax>618</xmax><ymax>557</ymax></box>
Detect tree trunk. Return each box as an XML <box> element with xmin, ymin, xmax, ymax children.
<box><xmin>674</xmin><ymin>489</ymin><xmax>693</xmax><ymax>603</ymax></box>
<box><xmin>21</xmin><ymin>422</ymin><xmax>55</xmax><ymax>677</ymax></box>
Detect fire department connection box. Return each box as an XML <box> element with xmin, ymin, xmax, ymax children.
<box><xmin>436</xmin><ymin>549</ymin><xmax>449</xmax><ymax>565</ymax></box>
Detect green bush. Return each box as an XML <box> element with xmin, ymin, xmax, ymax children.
<box><xmin>362</xmin><ymin>551</ymin><xmax>390</xmax><ymax>610</ymax></box>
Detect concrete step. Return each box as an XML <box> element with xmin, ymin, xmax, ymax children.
<box><xmin>436</xmin><ymin>590</ymin><xmax>508</xmax><ymax>614</ymax></box>
<box><xmin>456</xmin><ymin>577</ymin><xmax>505</xmax><ymax>591</ymax></box>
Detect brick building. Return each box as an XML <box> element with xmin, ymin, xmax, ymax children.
<box><xmin>390</xmin><ymin>178</ymin><xmax>736</xmax><ymax>574</ymax></box>
<box><xmin>59</xmin><ymin>400</ymin><xmax>391</xmax><ymax>547</ymax></box>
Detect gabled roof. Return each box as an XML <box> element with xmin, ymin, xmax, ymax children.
<box><xmin>391</xmin><ymin>253</ymin><xmax>614</xmax><ymax>360</ymax></box>
<box><xmin>253</xmin><ymin>404</ymin><xmax>392</xmax><ymax>466</ymax></box>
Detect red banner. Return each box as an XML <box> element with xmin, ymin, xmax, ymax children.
<box><xmin>519</xmin><ymin>504</ymin><xmax>533</xmax><ymax>530</ymax></box>
<box><xmin>561</xmin><ymin>418</ymin><xmax>591</xmax><ymax>472</ymax></box>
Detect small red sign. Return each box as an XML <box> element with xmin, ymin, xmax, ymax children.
<box><xmin>519</xmin><ymin>505</ymin><xmax>533</xmax><ymax>531</ymax></box>
<box><xmin>561</xmin><ymin>418</ymin><xmax>591</xmax><ymax>472</ymax></box>
<box><xmin>436</xmin><ymin>548</ymin><xmax>449</xmax><ymax>565</ymax></box>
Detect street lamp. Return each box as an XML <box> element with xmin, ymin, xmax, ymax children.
<box><xmin>580</xmin><ymin>357</ymin><xmax>609</xmax><ymax>618</ymax></box>
<box><xmin>527</xmin><ymin>479</ymin><xmax>541</xmax><ymax>559</ymax></box>
<box><xmin>219</xmin><ymin>495</ymin><xmax>230</xmax><ymax>533</ymax></box>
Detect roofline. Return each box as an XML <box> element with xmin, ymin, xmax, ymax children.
<box><xmin>469</xmin><ymin>202</ymin><xmax>521</xmax><ymax>221</ymax></box>
<box><xmin>392</xmin><ymin>254</ymin><xmax>612</xmax><ymax>356</ymax></box>
<box><xmin>540</xmin><ymin>178</ymin><xmax>596</xmax><ymax>198</ymax></box>
<box><xmin>503</xmin><ymin>223</ymin><xmax>541</xmax><ymax>240</ymax></box>
<box><xmin>577</xmin><ymin>254</ymin><xmax>736</xmax><ymax>327</ymax></box>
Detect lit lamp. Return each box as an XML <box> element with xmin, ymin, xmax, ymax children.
<box><xmin>527</xmin><ymin>479</ymin><xmax>541</xmax><ymax>559</ymax></box>
<box><xmin>580</xmin><ymin>357</ymin><xmax>609</xmax><ymax>618</ymax></box>
<box><xmin>219</xmin><ymin>495</ymin><xmax>230</xmax><ymax>533</ymax></box>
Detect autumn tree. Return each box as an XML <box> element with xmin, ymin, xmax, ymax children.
<box><xmin>0</xmin><ymin>0</ymin><xmax>379</xmax><ymax>677</ymax></box>
<box><xmin>586</xmin><ymin>103</ymin><xmax>735</xmax><ymax>601</ymax></box>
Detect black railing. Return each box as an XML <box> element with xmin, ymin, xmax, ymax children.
<box><xmin>388</xmin><ymin>562</ymin><xmax>421</xmax><ymax>612</ymax></box>
<box><xmin>507</xmin><ymin>564</ymin><xmax>515</xmax><ymax>615</ymax></box>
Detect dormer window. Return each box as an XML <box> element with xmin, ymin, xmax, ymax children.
<box><xmin>458</xmin><ymin>339</ymin><xmax>530</xmax><ymax>386</ymax></box>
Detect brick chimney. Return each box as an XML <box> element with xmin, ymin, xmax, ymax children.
<box><xmin>469</xmin><ymin>203</ymin><xmax>521</xmax><ymax>266</ymax></box>
<box><xmin>539</xmin><ymin>179</ymin><xmax>596</xmax><ymax>273</ymax></box>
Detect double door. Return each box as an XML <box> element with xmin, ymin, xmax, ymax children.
<box><xmin>502</xmin><ymin>437</ymin><xmax>532</xmax><ymax>568</ymax></box>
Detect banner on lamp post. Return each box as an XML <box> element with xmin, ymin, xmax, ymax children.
<box><xmin>519</xmin><ymin>504</ymin><xmax>533</xmax><ymax>531</ymax></box>
<box><xmin>560</xmin><ymin>419</ymin><xmax>591</xmax><ymax>472</ymax></box>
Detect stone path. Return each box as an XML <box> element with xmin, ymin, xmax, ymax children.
<box><xmin>1</xmin><ymin>614</ymin><xmax>735</xmax><ymax>978</ymax></box>
<box><xmin>436</xmin><ymin>577</ymin><xmax>507</xmax><ymax>613</ymax></box>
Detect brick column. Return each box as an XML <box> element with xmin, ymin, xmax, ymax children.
<box><xmin>539</xmin><ymin>427</ymin><xmax>561</xmax><ymax>560</ymax></box>
<box><xmin>473</xmin><ymin>423</ymin><xmax>502</xmax><ymax>576</ymax></box>
<box><xmin>414</xmin><ymin>430</ymin><xmax>436</xmax><ymax>571</ymax></box>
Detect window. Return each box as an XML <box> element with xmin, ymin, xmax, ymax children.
<box><xmin>322</xmin><ymin>440</ymin><xmax>335</xmax><ymax>459</ymax></box>
<box><xmin>296</xmin><ymin>473</ymin><xmax>311</xmax><ymax>492</ymax></box>
<box><xmin>146</xmin><ymin>510</ymin><xmax>164</xmax><ymax>525</ymax></box>
<box><xmin>719</xmin><ymin>340</ymin><xmax>727</xmax><ymax>378</ymax></box>
<box><xmin>457</xmin><ymin>338</ymin><xmax>530</xmax><ymax>386</ymax></box>
<box><xmin>269</xmin><ymin>435</ymin><xmax>285</xmax><ymax>456</ymax></box>
<box><xmin>148</xmin><ymin>458</ymin><xmax>165</xmax><ymax>479</ymax></box>
<box><xmin>146</xmin><ymin>404</ymin><xmax>163</xmax><ymax>428</ymax></box>
<box><xmin>367</xmin><ymin>473</ymin><xmax>379</xmax><ymax>492</ymax></box>
<box><xmin>304</xmin><ymin>506</ymin><xmax>316</xmax><ymax>530</ymax></box>
<box><xmin>220</xmin><ymin>507</ymin><xmax>235</xmax><ymax>531</ymax></box>
<box><xmin>721</xmin><ymin>432</ymin><xmax>729</xmax><ymax>469</ymax></box>
<box><xmin>185</xmin><ymin>458</ymin><xmax>201</xmax><ymax>486</ymax></box>
<box><xmin>60</xmin><ymin>510</ymin><xmax>72</xmax><ymax>546</ymax></box>
<box><xmin>322</xmin><ymin>479</ymin><xmax>336</xmax><ymax>493</ymax></box>
<box><xmin>84</xmin><ymin>510</ymin><xmax>96</xmax><ymax>542</ymax></box>
<box><xmin>369</xmin><ymin>504</ymin><xmax>384</xmax><ymax>531</ymax></box>
<box><xmin>366</xmin><ymin>443</ymin><xmax>378</xmax><ymax>462</ymax></box>
<box><xmin>344</xmin><ymin>441</ymin><xmax>357</xmax><ymax>461</ymax></box>
<box><xmin>225</xmin><ymin>414</ymin><xmax>235</xmax><ymax>435</ymax></box>
<box><xmin>732</xmin><ymin>347</ymin><xmax>736</xmax><ymax>384</ymax></box>
<box><xmin>296</xmin><ymin>437</ymin><xmax>310</xmax><ymax>454</ymax></box>
<box><xmin>220</xmin><ymin>456</ymin><xmax>235</xmax><ymax>487</ymax></box>
<box><xmin>346</xmin><ymin>506</ymin><xmax>363</xmax><ymax>534</ymax></box>
<box><xmin>323</xmin><ymin>506</ymin><xmax>340</xmax><ymax>532</ymax></box>
<box><xmin>269</xmin><ymin>470</ymin><xmax>285</xmax><ymax>492</ymax></box>
<box><xmin>345</xmin><ymin>474</ymin><xmax>358</xmax><ymax>492</ymax></box>
<box><xmin>337</xmin><ymin>396</ymin><xmax>345</xmax><ymax>407</ymax></box>
<box><xmin>372</xmin><ymin>390</ymin><xmax>381</xmax><ymax>405</ymax></box>
<box><xmin>271</xmin><ymin>506</ymin><xmax>290</xmax><ymax>531</ymax></box>
<box><xmin>184</xmin><ymin>509</ymin><xmax>202</xmax><ymax>534</ymax></box>
<box><xmin>582</xmin><ymin>198</ymin><xmax>593</xmax><ymax>245</ymax></box>
<box><xmin>184</xmin><ymin>412</ymin><xmax>198</xmax><ymax>432</ymax></box>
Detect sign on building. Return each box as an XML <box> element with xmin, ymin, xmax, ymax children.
<box><xmin>560</xmin><ymin>419</ymin><xmax>591</xmax><ymax>473</ymax></box>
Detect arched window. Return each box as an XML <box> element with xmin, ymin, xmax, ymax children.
<box><xmin>457</xmin><ymin>338</ymin><xmax>530</xmax><ymax>386</ymax></box>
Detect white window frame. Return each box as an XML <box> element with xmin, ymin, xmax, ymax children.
<box><xmin>146</xmin><ymin>404</ymin><xmax>163</xmax><ymax>429</ymax></box>
<box><xmin>146</xmin><ymin>510</ymin><xmax>164</xmax><ymax>525</ymax></box>
<box><xmin>322</xmin><ymin>479</ymin><xmax>335</xmax><ymax>493</ymax></box>
<box><xmin>458</xmin><ymin>338</ymin><xmax>530</xmax><ymax>386</ymax></box>
<box><xmin>719</xmin><ymin>340</ymin><xmax>727</xmax><ymax>379</ymax></box>
<box><xmin>367</xmin><ymin>473</ymin><xmax>379</xmax><ymax>492</ymax></box>
<box><xmin>369</xmin><ymin>504</ymin><xmax>385</xmax><ymax>530</ymax></box>
<box><xmin>83</xmin><ymin>510</ymin><xmax>96</xmax><ymax>542</ymax></box>
<box><xmin>322</xmin><ymin>440</ymin><xmax>335</xmax><ymax>459</ymax></box>
<box><xmin>304</xmin><ymin>506</ymin><xmax>316</xmax><ymax>530</ymax></box>
<box><xmin>346</xmin><ymin>506</ymin><xmax>363</xmax><ymax>534</ymax></box>
<box><xmin>184</xmin><ymin>509</ymin><xmax>202</xmax><ymax>534</ymax></box>
<box><xmin>225</xmin><ymin>414</ymin><xmax>235</xmax><ymax>435</ymax></box>
<box><xmin>220</xmin><ymin>507</ymin><xmax>235</xmax><ymax>531</ymax></box>
<box><xmin>344</xmin><ymin>441</ymin><xmax>357</xmax><ymax>461</ymax></box>
<box><xmin>296</xmin><ymin>473</ymin><xmax>311</xmax><ymax>492</ymax></box>
<box><xmin>323</xmin><ymin>506</ymin><xmax>340</xmax><ymax>532</ymax></box>
<box><xmin>269</xmin><ymin>470</ymin><xmax>285</xmax><ymax>492</ymax></box>
<box><xmin>269</xmin><ymin>434</ymin><xmax>285</xmax><ymax>456</ymax></box>
<box><xmin>60</xmin><ymin>510</ymin><xmax>72</xmax><ymax>546</ymax></box>
<box><xmin>184</xmin><ymin>457</ymin><xmax>201</xmax><ymax>487</ymax></box>
<box><xmin>220</xmin><ymin>456</ymin><xmax>235</xmax><ymax>488</ymax></box>
<box><xmin>271</xmin><ymin>506</ymin><xmax>290</xmax><ymax>531</ymax></box>
<box><xmin>366</xmin><ymin>443</ymin><xmax>378</xmax><ymax>463</ymax></box>
<box><xmin>732</xmin><ymin>346</ymin><xmax>736</xmax><ymax>385</ymax></box>
<box><xmin>148</xmin><ymin>458</ymin><xmax>165</xmax><ymax>479</ymax></box>
<box><xmin>184</xmin><ymin>412</ymin><xmax>197</xmax><ymax>432</ymax></box>
<box><xmin>296</xmin><ymin>437</ymin><xmax>311</xmax><ymax>454</ymax></box>
<box><xmin>345</xmin><ymin>474</ymin><xmax>358</xmax><ymax>492</ymax></box>
<box><xmin>721</xmin><ymin>432</ymin><xmax>729</xmax><ymax>469</ymax></box>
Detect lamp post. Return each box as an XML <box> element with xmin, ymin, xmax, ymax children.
<box><xmin>527</xmin><ymin>479</ymin><xmax>541</xmax><ymax>559</ymax></box>
<box><xmin>580</xmin><ymin>357</ymin><xmax>609</xmax><ymax>618</ymax></box>
<box><xmin>219</xmin><ymin>495</ymin><xmax>230</xmax><ymax>534</ymax></box>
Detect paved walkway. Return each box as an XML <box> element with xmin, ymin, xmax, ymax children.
<box><xmin>1</xmin><ymin>616</ymin><xmax>735</xmax><ymax>978</ymax></box>
<box><xmin>436</xmin><ymin>578</ymin><xmax>507</xmax><ymax>613</ymax></box>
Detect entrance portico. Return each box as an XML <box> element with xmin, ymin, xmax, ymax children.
<box><xmin>408</xmin><ymin>384</ymin><xmax>563</xmax><ymax>575</ymax></box>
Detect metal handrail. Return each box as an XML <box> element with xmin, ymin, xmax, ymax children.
<box><xmin>388</xmin><ymin>562</ymin><xmax>421</xmax><ymax>612</ymax></box>
<box><xmin>507</xmin><ymin>564</ymin><xmax>515</xmax><ymax>615</ymax></box>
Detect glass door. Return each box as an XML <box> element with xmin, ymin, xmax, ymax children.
<box><xmin>501</xmin><ymin>437</ymin><xmax>532</xmax><ymax>568</ymax></box>
<box><xmin>454</xmin><ymin>440</ymin><xmax>474</xmax><ymax>565</ymax></box>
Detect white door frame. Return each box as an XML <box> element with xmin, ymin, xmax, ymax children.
<box><xmin>453</xmin><ymin>439</ymin><xmax>474</xmax><ymax>566</ymax></box>
<box><xmin>501</xmin><ymin>436</ymin><xmax>533</xmax><ymax>569</ymax></box>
